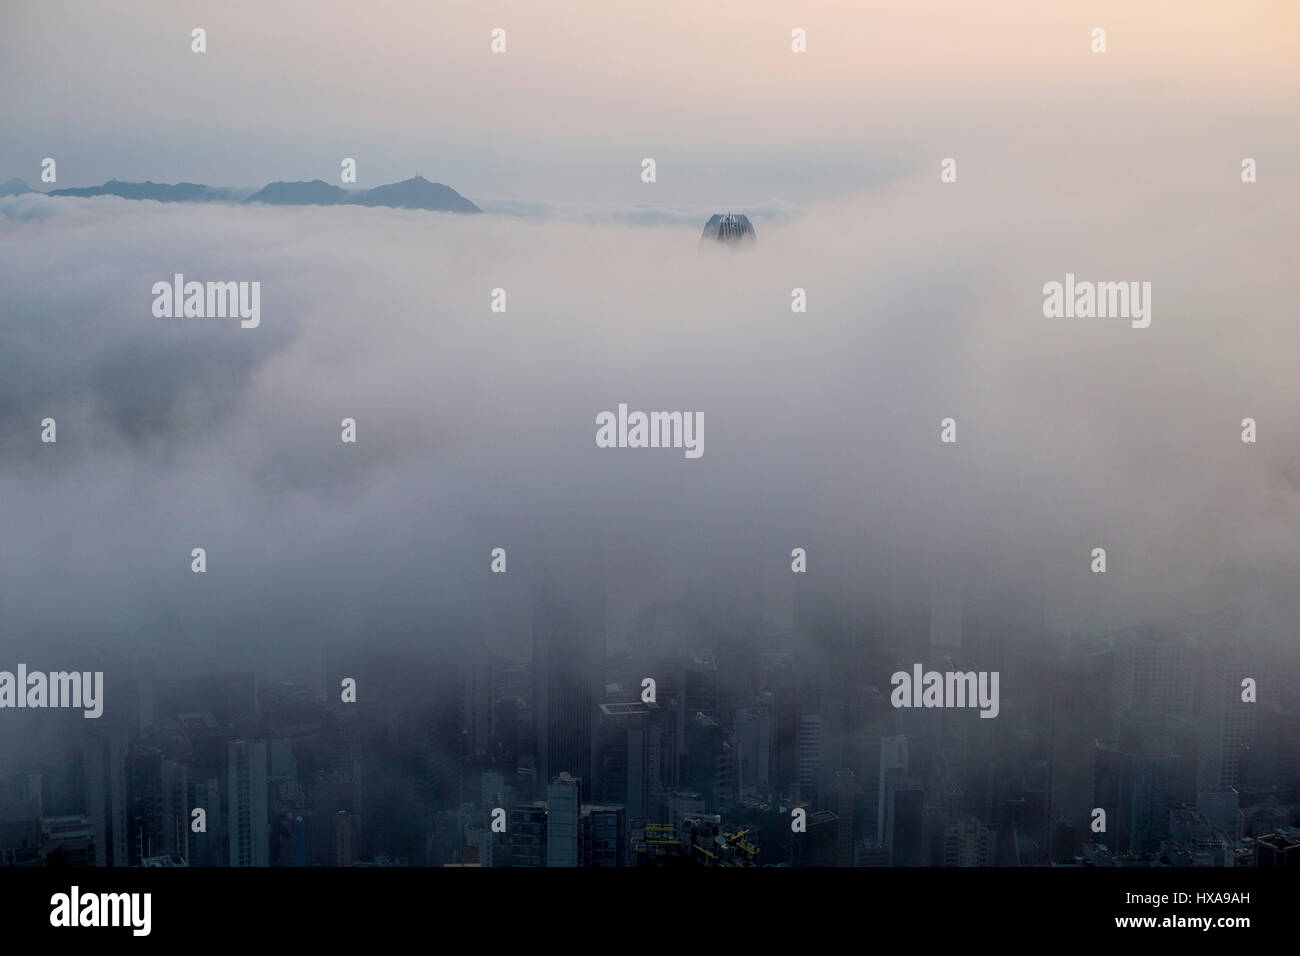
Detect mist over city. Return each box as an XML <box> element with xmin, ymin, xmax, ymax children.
<box><xmin>1</xmin><ymin>0</ymin><xmax>1297</xmax><ymax>880</ymax></box>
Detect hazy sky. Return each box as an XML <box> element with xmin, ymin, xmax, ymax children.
<box><xmin>2</xmin><ymin>0</ymin><xmax>1298</xmax><ymax>202</ymax></box>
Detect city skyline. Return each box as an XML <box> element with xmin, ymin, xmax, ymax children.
<box><xmin>1</xmin><ymin>7</ymin><xmax>1297</xmax><ymax>943</ymax></box>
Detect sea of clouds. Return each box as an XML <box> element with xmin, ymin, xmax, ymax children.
<box><xmin>2</xmin><ymin>163</ymin><xmax>1298</xmax><ymax>682</ymax></box>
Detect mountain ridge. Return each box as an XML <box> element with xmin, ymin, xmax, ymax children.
<box><xmin>0</xmin><ymin>177</ymin><xmax>35</xmax><ymax>197</ymax></box>
<box><xmin>26</xmin><ymin>175</ymin><xmax>481</xmax><ymax>213</ymax></box>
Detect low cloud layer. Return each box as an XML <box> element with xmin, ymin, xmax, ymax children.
<box><xmin>2</xmin><ymin>164</ymin><xmax>1298</xmax><ymax>681</ymax></box>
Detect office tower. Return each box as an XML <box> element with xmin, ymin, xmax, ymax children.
<box><xmin>855</xmin><ymin>841</ymin><xmax>890</xmax><ymax>866</ymax></box>
<box><xmin>1048</xmin><ymin>646</ymin><xmax>1110</xmax><ymax>852</ymax></box>
<box><xmin>335</xmin><ymin>810</ymin><xmax>356</xmax><ymax>866</ymax></box>
<box><xmin>815</xmin><ymin>696</ymin><xmax>847</xmax><ymax>799</ymax></box>
<box><xmin>833</xmin><ymin>769</ymin><xmax>861</xmax><ymax>866</ymax></box>
<box><xmin>464</xmin><ymin>820</ymin><xmax>495</xmax><ymax>868</ymax></box>
<box><xmin>1196</xmin><ymin>645</ymin><xmax>1258</xmax><ymax>794</ymax></box>
<box><xmin>796</xmin><ymin>713</ymin><xmax>823</xmax><ymax>804</ymax></box>
<box><xmin>0</xmin><ymin>800</ymin><xmax>42</xmax><ymax>867</ymax></box>
<box><xmin>789</xmin><ymin>808</ymin><xmax>840</xmax><ymax>867</ymax></box>
<box><xmin>227</xmin><ymin>739</ymin><xmax>270</xmax><ymax>866</ymax></box>
<box><xmin>623</xmin><ymin>599</ymin><xmax>698</xmax><ymax>786</ymax></box>
<box><xmin>712</xmin><ymin>737</ymin><xmax>738</xmax><ymax>815</ymax></box>
<box><xmin>533</xmin><ymin>581</ymin><xmax>605</xmax><ymax>804</ymax></box>
<box><xmin>1246</xmin><ymin>696</ymin><xmax>1300</xmax><ymax>792</ymax></box>
<box><xmin>1111</xmin><ymin>628</ymin><xmax>1193</xmax><ymax>735</ymax></box>
<box><xmin>763</xmin><ymin>654</ymin><xmax>803</xmax><ymax>795</ymax></box>
<box><xmin>22</xmin><ymin>774</ymin><xmax>42</xmax><ymax>817</ymax></box>
<box><xmin>459</xmin><ymin>643</ymin><xmax>495</xmax><ymax>761</ymax></box>
<box><xmin>1196</xmin><ymin>790</ymin><xmax>1240</xmax><ymax>841</ymax></box>
<box><xmin>700</xmin><ymin>212</ymin><xmax>757</xmax><ymax>244</ymax></box>
<box><xmin>877</xmin><ymin>735</ymin><xmax>909</xmax><ymax>843</ymax></box>
<box><xmin>1050</xmin><ymin>819</ymin><xmax>1076</xmax><ymax>864</ymax></box>
<box><xmin>546</xmin><ymin>772</ymin><xmax>580</xmax><ymax>867</ymax></box>
<box><xmin>81</xmin><ymin>729</ymin><xmax>129</xmax><ymax>867</ymax></box>
<box><xmin>666</xmin><ymin>789</ymin><xmax>706</xmax><ymax>833</ymax></box>
<box><xmin>685</xmin><ymin>712</ymin><xmax>734</xmax><ymax>812</ymax></box>
<box><xmin>858</xmin><ymin>728</ymin><xmax>884</xmax><ymax>842</ymax></box>
<box><xmin>267</xmin><ymin>738</ymin><xmax>297</xmax><ymax>781</ymax></box>
<box><xmin>291</xmin><ymin>814</ymin><xmax>310</xmax><ymax>867</ymax></box>
<box><xmin>582</xmin><ymin>805</ymin><xmax>626</xmax><ymax>867</ymax></box>
<box><xmin>1168</xmin><ymin>805</ymin><xmax>1214</xmax><ymax>844</ymax></box>
<box><xmin>944</xmin><ymin>816</ymin><xmax>991</xmax><ymax>866</ymax></box>
<box><xmin>409</xmin><ymin>700</ymin><xmax>460</xmax><ymax>841</ymax></box>
<box><xmin>684</xmin><ymin>651</ymin><xmax>719</xmax><ymax>719</ymax></box>
<box><xmin>1255</xmin><ymin>831</ymin><xmax>1300</xmax><ymax>868</ymax></box>
<box><xmin>884</xmin><ymin>777</ymin><xmax>925</xmax><ymax>866</ymax></box>
<box><xmin>1092</xmin><ymin>721</ymin><xmax>1184</xmax><ymax>855</ymax></box>
<box><xmin>188</xmin><ymin>777</ymin><xmax>224</xmax><ymax>866</ymax></box>
<box><xmin>481</xmin><ymin>770</ymin><xmax>509</xmax><ymax>812</ymax></box>
<box><xmin>42</xmin><ymin>816</ymin><xmax>96</xmax><ymax>867</ymax></box>
<box><xmin>598</xmin><ymin>700</ymin><xmax>664</xmax><ymax>823</ymax></box>
<box><xmin>160</xmin><ymin>758</ymin><xmax>190</xmax><ymax>861</ymax></box>
<box><xmin>509</xmin><ymin>804</ymin><xmax>547</xmax><ymax>867</ymax></box>
<box><xmin>734</xmin><ymin>706</ymin><xmax>771</xmax><ymax>790</ymax></box>
<box><xmin>125</xmin><ymin>745</ymin><xmax>189</xmax><ymax>865</ymax></box>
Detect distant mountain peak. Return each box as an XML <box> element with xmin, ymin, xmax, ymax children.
<box><xmin>46</xmin><ymin>180</ymin><xmax>215</xmax><ymax>202</ymax></box>
<box><xmin>0</xmin><ymin>177</ymin><xmax>35</xmax><ymax>197</ymax></box>
<box><xmin>247</xmin><ymin>179</ymin><xmax>348</xmax><ymax>205</ymax></box>
<box><xmin>24</xmin><ymin>173</ymin><xmax>481</xmax><ymax>214</ymax></box>
<box><xmin>351</xmin><ymin>177</ymin><xmax>481</xmax><ymax>213</ymax></box>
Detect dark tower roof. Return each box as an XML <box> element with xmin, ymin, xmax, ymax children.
<box><xmin>700</xmin><ymin>212</ymin><xmax>757</xmax><ymax>244</ymax></box>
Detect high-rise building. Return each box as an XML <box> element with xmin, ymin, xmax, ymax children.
<box><xmin>334</xmin><ymin>809</ymin><xmax>356</xmax><ymax>866</ymax></box>
<box><xmin>81</xmin><ymin>730</ymin><xmax>129</xmax><ymax>867</ymax></box>
<box><xmin>0</xmin><ymin>799</ymin><xmax>42</xmax><ymax>867</ymax></box>
<box><xmin>546</xmin><ymin>772</ymin><xmax>581</xmax><ymax>867</ymax></box>
<box><xmin>509</xmin><ymin>804</ymin><xmax>547</xmax><ymax>867</ymax></box>
<box><xmin>833</xmin><ymin>769</ymin><xmax>861</xmax><ymax>866</ymax></box>
<box><xmin>699</xmin><ymin>212</ymin><xmax>757</xmax><ymax>245</ymax></box>
<box><xmin>1111</xmin><ymin>628</ymin><xmax>1193</xmax><ymax>736</ymax></box>
<box><xmin>789</xmin><ymin>808</ymin><xmax>839</xmax><ymax>867</ymax></box>
<box><xmin>944</xmin><ymin>815</ymin><xmax>991</xmax><ymax>866</ymax></box>
<box><xmin>125</xmin><ymin>745</ymin><xmax>189</xmax><ymax>865</ymax></box>
<box><xmin>189</xmin><ymin>777</ymin><xmax>224</xmax><ymax>866</ymax></box>
<box><xmin>42</xmin><ymin>815</ymin><xmax>95</xmax><ymax>867</ymax></box>
<box><xmin>1255</xmin><ymin>830</ymin><xmax>1300</xmax><ymax>868</ymax></box>
<box><xmin>1048</xmin><ymin>646</ymin><xmax>1110</xmax><ymax>851</ymax></box>
<box><xmin>884</xmin><ymin>777</ymin><xmax>925</xmax><ymax>866</ymax></box>
<box><xmin>459</xmin><ymin>644</ymin><xmax>495</xmax><ymax>761</ymax></box>
<box><xmin>227</xmin><ymin>739</ymin><xmax>269</xmax><ymax>866</ymax></box>
<box><xmin>1196</xmin><ymin>789</ymin><xmax>1240</xmax><ymax>841</ymax></box>
<box><xmin>877</xmin><ymin>735</ymin><xmax>909</xmax><ymax>844</ymax></box>
<box><xmin>1196</xmin><ymin>645</ymin><xmax>1257</xmax><ymax>794</ymax></box>
<box><xmin>1092</xmin><ymin>728</ymin><xmax>1184</xmax><ymax>856</ymax></box>
<box><xmin>734</xmin><ymin>706</ymin><xmax>772</xmax><ymax>790</ymax></box>
<box><xmin>685</xmin><ymin>712</ymin><xmax>734</xmax><ymax>812</ymax></box>
<box><xmin>796</xmin><ymin>713</ymin><xmax>823</xmax><ymax>803</ymax></box>
<box><xmin>533</xmin><ymin>583</ymin><xmax>605</xmax><ymax>803</ymax></box>
<box><xmin>598</xmin><ymin>701</ymin><xmax>664</xmax><ymax>823</ymax></box>
<box><xmin>666</xmin><ymin>789</ymin><xmax>706</xmax><ymax>834</ymax></box>
<box><xmin>582</xmin><ymin>805</ymin><xmax>626</xmax><ymax>867</ymax></box>
<box><xmin>464</xmin><ymin>820</ymin><xmax>496</xmax><ymax>868</ymax></box>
